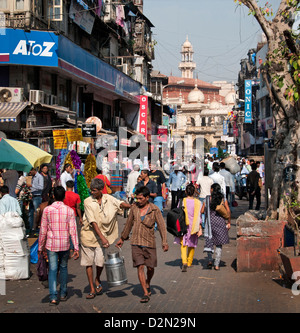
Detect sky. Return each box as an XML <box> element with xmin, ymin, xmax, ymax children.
<box><xmin>143</xmin><ymin>0</ymin><xmax>282</xmax><ymax>84</ymax></box>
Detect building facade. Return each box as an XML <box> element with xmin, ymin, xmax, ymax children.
<box><xmin>158</xmin><ymin>37</ymin><xmax>237</xmax><ymax>157</ymax></box>
<box><xmin>0</xmin><ymin>0</ymin><xmax>157</xmax><ymax>162</ymax></box>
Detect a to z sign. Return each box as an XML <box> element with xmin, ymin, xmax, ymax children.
<box><xmin>139</xmin><ymin>95</ymin><xmax>148</xmax><ymax>137</ymax></box>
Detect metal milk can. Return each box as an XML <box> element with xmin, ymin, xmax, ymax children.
<box><xmin>104</xmin><ymin>251</ymin><xmax>128</xmax><ymax>287</ymax></box>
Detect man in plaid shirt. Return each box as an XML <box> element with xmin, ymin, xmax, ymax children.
<box><xmin>38</xmin><ymin>186</ymin><xmax>79</xmax><ymax>305</ymax></box>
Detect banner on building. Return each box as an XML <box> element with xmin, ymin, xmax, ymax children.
<box><xmin>67</xmin><ymin>128</ymin><xmax>83</xmax><ymax>141</ymax></box>
<box><xmin>53</xmin><ymin>129</ymin><xmax>68</xmax><ymax>150</ymax></box>
<box><xmin>223</xmin><ymin>120</ymin><xmax>228</xmax><ymax>135</ymax></box>
<box><xmin>0</xmin><ymin>29</ymin><xmax>58</xmax><ymax>66</ymax></box>
<box><xmin>244</xmin><ymin>80</ymin><xmax>252</xmax><ymax>123</ymax></box>
<box><xmin>157</xmin><ymin>126</ymin><xmax>168</xmax><ymax>142</ymax></box>
<box><xmin>139</xmin><ymin>95</ymin><xmax>148</xmax><ymax>137</ymax></box>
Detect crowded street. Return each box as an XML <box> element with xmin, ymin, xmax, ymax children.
<box><xmin>0</xmin><ymin>0</ymin><xmax>299</xmax><ymax>321</ymax></box>
<box><xmin>0</xmin><ymin>187</ymin><xmax>299</xmax><ymax>315</ymax></box>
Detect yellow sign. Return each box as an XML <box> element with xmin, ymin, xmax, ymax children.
<box><xmin>67</xmin><ymin>128</ymin><xmax>83</xmax><ymax>142</ymax></box>
<box><xmin>53</xmin><ymin>130</ymin><xmax>67</xmax><ymax>150</ymax></box>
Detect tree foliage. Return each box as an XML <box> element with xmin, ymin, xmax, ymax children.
<box><xmin>235</xmin><ymin>0</ymin><xmax>299</xmax><ymax>219</ymax></box>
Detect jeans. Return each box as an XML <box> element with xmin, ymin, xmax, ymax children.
<box><xmin>199</xmin><ymin>197</ymin><xmax>205</xmax><ymax>228</ymax></box>
<box><xmin>29</xmin><ymin>195</ymin><xmax>42</xmax><ymax>231</ymax></box>
<box><xmin>154</xmin><ymin>196</ymin><xmax>164</xmax><ymax>215</ymax></box>
<box><xmin>47</xmin><ymin>250</ymin><xmax>70</xmax><ymax>301</ymax></box>
<box><xmin>154</xmin><ymin>196</ymin><xmax>165</xmax><ymax>230</ymax></box>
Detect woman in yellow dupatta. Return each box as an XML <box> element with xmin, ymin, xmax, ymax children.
<box><xmin>175</xmin><ymin>184</ymin><xmax>203</xmax><ymax>272</ymax></box>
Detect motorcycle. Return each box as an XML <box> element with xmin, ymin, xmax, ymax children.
<box><xmin>235</xmin><ymin>173</ymin><xmax>248</xmax><ymax>200</ymax></box>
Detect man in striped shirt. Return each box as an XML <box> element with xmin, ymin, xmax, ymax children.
<box><xmin>38</xmin><ymin>186</ymin><xmax>79</xmax><ymax>305</ymax></box>
<box><xmin>116</xmin><ymin>186</ymin><xmax>168</xmax><ymax>303</ymax></box>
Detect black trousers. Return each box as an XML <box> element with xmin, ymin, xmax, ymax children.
<box><xmin>249</xmin><ymin>188</ymin><xmax>261</xmax><ymax>210</ymax></box>
<box><xmin>171</xmin><ymin>190</ymin><xmax>182</xmax><ymax>210</ymax></box>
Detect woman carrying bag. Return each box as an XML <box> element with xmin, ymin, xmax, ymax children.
<box><xmin>174</xmin><ymin>184</ymin><xmax>202</xmax><ymax>272</ymax></box>
<box><xmin>201</xmin><ymin>183</ymin><xmax>231</xmax><ymax>271</ymax></box>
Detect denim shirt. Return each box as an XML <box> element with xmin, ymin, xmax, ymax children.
<box><xmin>167</xmin><ymin>171</ymin><xmax>186</xmax><ymax>191</ymax></box>
<box><xmin>31</xmin><ymin>172</ymin><xmax>44</xmax><ymax>195</ymax></box>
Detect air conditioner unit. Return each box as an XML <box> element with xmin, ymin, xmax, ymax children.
<box><xmin>49</xmin><ymin>95</ymin><xmax>57</xmax><ymax>105</ymax></box>
<box><xmin>29</xmin><ymin>90</ymin><xmax>45</xmax><ymax>104</ymax></box>
<box><xmin>0</xmin><ymin>87</ymin><xmax>23</xmax><ymax>103</ymax></box>
<box><xmin>116</xmin><ymin>64</ymin><xmax>128</xmax><ymax>75</ymax></box>
<box><xmin>103</xmin><ymin>1</ymin><xmax>116</xmax><ymax>23</ymax></box>
<box><xmin>114</xmin><ymin>116</ymin><xmax>120</xmax><ymax>127</ymax></box>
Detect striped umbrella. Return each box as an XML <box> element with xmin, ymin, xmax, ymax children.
<box><xmin>0</xmin><ymin>138</ymin><xmax>52</xmax><ymax>172</ymax></box>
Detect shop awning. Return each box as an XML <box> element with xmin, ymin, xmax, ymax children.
<box><xmin>0</xmin><ymin>102</ymin><xmax>30</xmax><ymax>122</ymax></box>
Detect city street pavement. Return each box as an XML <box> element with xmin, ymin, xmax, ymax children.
<box><xmin>1</xmin><ymin>195</ymin><xmax>300</xmax><ymax>315</ymax></box>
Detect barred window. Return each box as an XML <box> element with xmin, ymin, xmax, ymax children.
<box><xmin>0</xmin><ymin>0</ymin><xmax>7</xmax><ymax>9</ymax></box>
<box><xmin>16</xmin><ymin>0</ymin><xmax>24</xmax><ymax>10</ymax></box>
<box><xmin>48</xmin><ymin>0</ymin><xmax>63</xmax><ymax>21</ymax></box>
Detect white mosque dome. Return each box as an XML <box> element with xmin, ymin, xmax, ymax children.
<box><xmin>188</xmin><ymin>85</ymin><xmax>204</xmax><ymax>103</ymax></box>
<box><xmin>183</xmin><ymin>36</ymin><xmax>192</xmax><ymax>48</ymax></box>
<box><xmin>225</xmin><ymin>91</ymin><xmax>236</xmax><ymax>105</ymax></box>
<box><xmin>210</xmin><ymin>100</ymin><xmax>220</xmax><ymax>109</ymax></box>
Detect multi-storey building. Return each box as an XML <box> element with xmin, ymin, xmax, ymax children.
<box><xmin>151</xmin><ymin>37</ymin><xmax>237</xmax><ymax>158</ymax></box>
<box><xmin>0</xmin><ymin>0</ymin><xmax>156</xmax><ymax>159</ymax></box>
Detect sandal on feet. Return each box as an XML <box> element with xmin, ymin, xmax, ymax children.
<box><xmin>214</xmin><ymin>266</ymin><xmax>220</xmax><ymax>271</ymax></box>
<box><xmin>147</xmin><ymin>287</ymin><xmax>151</xmax><ymax>296</ymax></box>
<box><xmin>140</xmin><ymin>295</ymin><xmax>150</xmax><ymax>303</ymax></box>
<box><xmin>95</xmin><ymin>284</ymin><xmax>103</xmax><ymax>295</ymax></box>
<box><xmin>86</xmin><ymin>293</ymin><xmax>96</xmax><ymax>299</ymax></box>
<box><xmin>207</xmin><ymin>262</ymin><xmax>213</xmax><ymax>269</ymax></box>
<box><xmin>49</xmin><ymin>300</ymin><xmax>58</xmax><ymax>306</ymax></box>
<box><xmin>60</xmin><ymin>295</ymin><xmax>67</xmax><ymax>302</ymax></box>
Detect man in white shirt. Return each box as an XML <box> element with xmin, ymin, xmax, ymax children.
<box><xmin>0</xmin><ymin>185</ymin><xmax>22</xmax><ymax>216</ymax></box>
<box><xmin>196</xmin><ymin>167</ymin><xmax>213</xmax><ymax>200</ymax></box>
<box><xmin>126</xmin><ymin>164</ymin><xmax>140</xmax><ymax>200</ymax></box>
<box><xmin>219</xmin><ymin>162</ymin><xmax>235</xmax><ymax>202</ymax></box>
<box><xmin>60</xmin><ymin>163</ymin><xmax>74</xmax><ymax>190</ymax></box>
<box><xmin>209</xmin><ymin>162</ymin><xmax>226</xmax><ymax>198</ymax></box>
<box><xmin>241</xmin><ymin>161</ymin><xmax>250</xmax><ymax>175</ymax></box>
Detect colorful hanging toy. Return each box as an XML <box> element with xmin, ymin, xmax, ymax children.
<box><xmin>84</xmin><ymin>154</ymin><xmax>97</xmax><ymax>188</ymax></box>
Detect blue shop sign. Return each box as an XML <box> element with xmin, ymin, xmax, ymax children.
<box><xmin>244</xmin><ymin>79</ymin><xmax>252</xmax><ymax>124</ymax></box>
<box><xmin>0</xmin><ymin>28</ymin><xmax>58</xmax><ymax>67</ymax></box>
<box><xmin>223</xmin><ymin>120</ymin><xmax>228</xmax><ymax>135</ymax></box>
<box><xmin>210</xmin><ymin>147</ymin><xmax>219</xmax><ymax>156</ymax></box>
<box><xmin>0</xmin><ymin>28</ymin><xmax>141</xmax><ymax>102</ymax></box>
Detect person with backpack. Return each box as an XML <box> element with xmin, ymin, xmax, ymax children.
<box><xmin>174</xmin><ymin>184</ymin><xmax>202</xmax><ymax>272</ymax></box>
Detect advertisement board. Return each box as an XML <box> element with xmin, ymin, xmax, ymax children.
<box><xmin>0</xmin><ymin>28</ymin><xmax>58</xmax><ymax>67</ymax></box>
<box><xmin>139</xmin><ymin>95</ymin><xmax>148</xmax><ymax>137</ymax></box>
<box><xmin>244</xmin><ymin>80</ymin><xmax>252</xmax><ymax>123</ymax></box>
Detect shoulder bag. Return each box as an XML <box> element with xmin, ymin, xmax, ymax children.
<box><xmin>215</xmin><ymin>200</ymin><xmax>230</xmax><ymax>219</ymax></box>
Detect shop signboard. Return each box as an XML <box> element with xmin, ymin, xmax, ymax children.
<box><xmin>82</xmin><ymin>124</ymin><xmax>97</xmax><ymax>137</ymax></box>
<box><xmin>53</xmin><ymin>129</ymin><xmax>68</xmax><ymax>150</ymax></box>
<box><xmin>244</xmin><ymin>80</ymin><xmax>252</xmax><ymax>124</ymax></box>
<box><xmin>66</xmin><ymin>128</ymin><xmax>83</xmax><ymax>142</ymax></box>
<box><xmin>157</xmin><ymin>126</ymin><xmax>168</xmax><ymax>142</ymax></box>
<box><xmin>0</xmin><ymin>28</ymin><xmax>58</xmax><ymax>66</ymax></box>
<box><xmin>139</xmin><ymin>95</ymin><xmax>148</xmax><ymax>137</ymax></box>
<box><xmin>223</xmin><ymin>120</ymin><xmax>228</xmax><ymax>135</ymax></box>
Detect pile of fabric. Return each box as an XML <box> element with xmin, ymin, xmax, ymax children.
<box><xmin>0</xmin><ymin>212</ymin><xmax>30</xmax><ymax>280</ymax></box>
